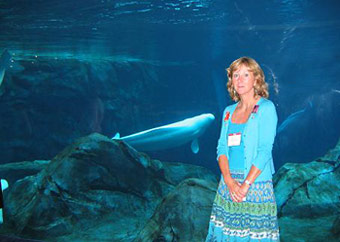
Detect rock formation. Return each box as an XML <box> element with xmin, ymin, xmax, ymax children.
<box><xmin>1</xmin><ymin>133</ymin><xmax>217</xmax><ymax>241</ymax></box>
<box><xmin>0</xmin><ymin>59</ymin><xmax>160</xmax><ymax>164</ymax></box>
<box><xmin>135</xmin><ymin>178</ymin><xmax>216</xmax><ymax>242</ymax></box>
<box><xmin>274</xmin><ymin>138</ymin><xmax>340</xmax><ymax>242</ymax></box>
<box><xmin>1</xmin><ymin>132</ymin><xmax>339</xmax><ymax>241</ymax></box>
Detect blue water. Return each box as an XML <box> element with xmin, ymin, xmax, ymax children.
<box><xmin>0</xmin><ymin>0</ymin><xmax>340</xmax><ymax>174</ymax></box>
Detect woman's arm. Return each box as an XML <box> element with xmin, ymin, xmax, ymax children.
<box><xmin>216</xmin><ymin>108</ymin><xmax>228</xmax><ymax>162</ymax></box>
<box><xmin>218</xmin><ymin>155</ymin><xmax>232</xmax><ymax>183</ymax></box>
<box><xmin>218</xmin><ymin>155</ymin><xmax>243</xmax><ymax>202</ymax></box>
<box><xmin>251</xmin><ymin>101</ymin><xmax>278</xmax><ymax>171</ymax></box>
<box><xmin>238</xmin><ymin>165</ymin><xmax>261</xmax><ymax>198</ymax></box>
<box><xmin>216</xmin><ymin>107</ymin><xmax>243</xmax><ymax>202</ymax></box>
<box><xmin>216</xmin><ymin>107</ymin><xmax>234</xmax><ymax>181</ymax></box>
<box><xmin>237</xmin><ymin>101</ymin><xmax>278</xmax><ymax>198</ymax></box>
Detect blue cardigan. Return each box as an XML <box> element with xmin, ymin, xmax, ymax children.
<box><xmin>216</xmin><ymin>97</ymin><xmax>278</xmax><ymax>181</ymax></box>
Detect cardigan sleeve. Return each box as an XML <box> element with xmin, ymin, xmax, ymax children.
<box><xmin>251</xmin><ymin>101</ymin><xmax>278</xmax><ymax>171</ymax></box>
<box><xmin>216</xmin><ymin>107</ymin><xmax>229</xmax><ymax>161</ymax></box>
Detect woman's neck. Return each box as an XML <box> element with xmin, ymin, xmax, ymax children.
<box><xmin>239</xmin><ymin>93</ymin><xmax>260</xmax><ymax>110</ymax></box>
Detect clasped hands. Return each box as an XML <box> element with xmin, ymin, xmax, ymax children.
<box><xmin>224</xmin><ymin>177</ymin><xmax>250</xmax><ymax>203</ymax></box>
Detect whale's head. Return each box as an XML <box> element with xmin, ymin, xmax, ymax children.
<box><xmin>191</xmin><ymin>113</ymin><xmax>215</xmax><ymax>130</ymax></box>
<box><xmin>199</xmin><ymin>113</ymin><xmax>215</xmax><ymax>123</ymax></box>
<box><xmin>177</xmin><ymin>113</ymin><xmax>215</xmax><ymax>129</ymax></box>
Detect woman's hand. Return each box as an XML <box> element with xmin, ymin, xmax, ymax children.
<box><xmin>238</xmin><ymin>183</ymin><xmax>250</xmax><ymax>200</ymax></box>
<box><xmin>224</xmin><ymin>176</ymin><xmax>243</xmax><ymax>203</ymax></box>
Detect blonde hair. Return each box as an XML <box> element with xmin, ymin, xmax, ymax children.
<box><xmin>226</xmin><ymin>57</ymin><xmax>269</xmax><ymax>101</ymax></box>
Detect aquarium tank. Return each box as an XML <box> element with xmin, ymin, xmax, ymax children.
<box><xmin>0</xmin><ymin>0</ymin><xmax>339</xmax><ymax>241</ymax></box>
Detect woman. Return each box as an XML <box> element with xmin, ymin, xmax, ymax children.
<box><xmin>206</xmin><ymin>57</ymin><xmax>280</xmax><ymax>241</ymax></box>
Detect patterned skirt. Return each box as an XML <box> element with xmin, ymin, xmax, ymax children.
<box><xmin>206</xmin><ymin>172</ymin><xmax>280</xmax><ymax>242</ymax></box>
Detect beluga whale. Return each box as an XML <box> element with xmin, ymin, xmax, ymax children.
<box><xmin>112</xmin><ymin>113</ymin><xmax>215</xmax><ymax>153</ymax></box>
<box><xmin>277</xmin><ymin>101</ymin><xmax>313</xmax><ymax>134</ymax></box>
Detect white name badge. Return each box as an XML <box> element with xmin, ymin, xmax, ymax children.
<box><xmin>228</xmin><ymin>132</ymin><xmax>241</xmax><ymax>146</ymax></box>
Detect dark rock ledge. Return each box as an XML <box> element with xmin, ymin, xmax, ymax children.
<box><xmin>274</xmin><ymin>138</ymin><xmax>340</xmax><ymax>242</ymax></box>
<box><xmin>0</xmin><ymin>133</ymin><xmax>218</xmax><ymax>241</ymax></box>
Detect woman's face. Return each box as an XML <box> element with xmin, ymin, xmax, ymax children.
<box><xmin>231</xmin><ymin>64</ymin><xmax>256</xmax><ymax>97</ymax></box>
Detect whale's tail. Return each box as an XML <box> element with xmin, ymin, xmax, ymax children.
<box><xmin>112</xmin><ymin>133</ymin><xmax>120</xmax><ymax>139</ymax></box>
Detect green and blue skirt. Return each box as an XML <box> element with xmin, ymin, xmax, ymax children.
<box><xmin>206</xmin><ymin>172</ymin><xmax>280</xmax><ymax>241</ymax></box>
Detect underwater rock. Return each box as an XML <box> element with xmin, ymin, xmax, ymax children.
<box><xmin>331</xmin><ymin>215</ymin><xmax>340</xmax><ymax>236</ymax></box>
<box><xmin>0</xmin><ymin>160</ymin><xmax>50</xmax><ymax>185</ymax></box>
<box><xmin>162</xmin><ymin>161</ymin><xmax>217</xmax><ymax>186</ymax></box>
<box><xmin>135</xmin><ymin>178</ymin><xmax>217</xmax><ymax>242</ymax></box>
<box><xmin>0</xmin><ymin>58</ymin><xmax>159</xmax><ymax>164</ymax></box>
<box><xmin>1</xmin><ymin>133</ymin><xmax>217</xmax><ymax>241</ymax></box>
<box><xmin>274</xmin><ymin>138</ymin><xmax>340</xmax><ymax>241</ymax></box>
<box><xmin>0</xmin><ymin>234</ymin><xmax>44</xmax><ymax>241</ymax></box>
<box><xmin>318</xmin><ymin>136</ymin><xmax>340</xmax><ymax>163</ymax></box>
